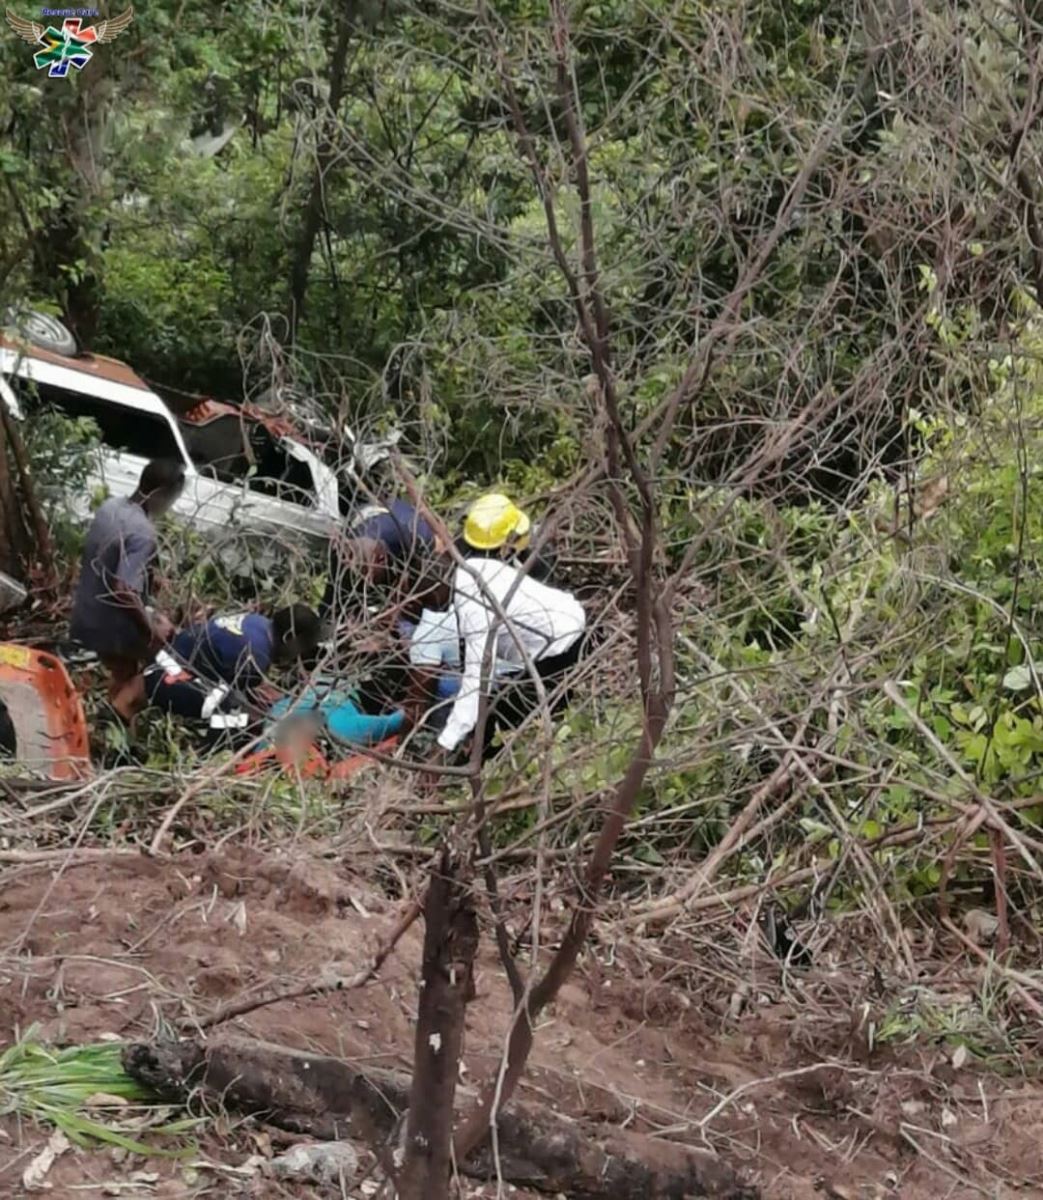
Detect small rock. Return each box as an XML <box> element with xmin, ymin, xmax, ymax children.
<box><xmin>963</xmin><ymin>908</ymin><xmax>999</xmax><ymax>944</ymax></box>
<box><xmin>271</xmin><ymin>1141</ymin><xmax>359</xmax><ymax>1186</ymax></box>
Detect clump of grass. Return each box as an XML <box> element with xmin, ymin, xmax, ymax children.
<box><xmin>873</xmin><ymin>982</ymin><xmax>1022</xmax><ymax>1069</ymax></box>
<box><xmin>0</xmin><ymin>1029</ymin><xmax>197</xmax><ymax>1155</ymax></box>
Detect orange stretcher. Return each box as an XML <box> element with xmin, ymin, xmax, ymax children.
<box><xmin>0</xmin><ymin>643</ymin><xmax>91</xmax><ymax>781</ymax></box>
<box><xmin>233</xmin><ymin>736</ymin><xmax>398</xmax><ymax>781</ymax></box>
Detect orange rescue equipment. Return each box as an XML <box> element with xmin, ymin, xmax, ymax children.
<box><xmin>233</xmin><ymin>737</ymin><xmax>398</xmax><ymax>781</ymax></box>
<box><xmin>0</xmin><ymin>644</ymin><xmax>91</xmax><ymax>780</ymax></box>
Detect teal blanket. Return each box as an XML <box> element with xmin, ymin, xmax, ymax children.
<box><xmin>267</xmin><ymin>687</ymin><xmax>405</xmax><ymax>747</ymax></box>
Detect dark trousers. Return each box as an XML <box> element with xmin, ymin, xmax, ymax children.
<box><xmin>143</xmin><ymin>660</ymin><xmax>256</xmax><ymax>748</ymax></box>
<box><xmin>481</xmin><ymin>635</ymin><xmax>584</xmax><ymax>761</ymax></box>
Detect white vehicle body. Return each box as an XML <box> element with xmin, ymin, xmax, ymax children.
<box><xmin>0</xmin><ymin>340</ymin><xmax>342</xmax><ymax>544</ymax></box>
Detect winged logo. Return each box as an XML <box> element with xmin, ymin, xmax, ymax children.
<box><xmin>91</xmin><ymin>6</ymin><xmax>135</xmax><ymax>43</ymax></box>
<box><xmin>5</xmin><ymin>6</ymin><xmax>134</xmax><ymax>76</ymax></box>
<box><xmin>5</xmin><ymin>9</ymin><xmax>42</xmax><ymax>43</ymax></box>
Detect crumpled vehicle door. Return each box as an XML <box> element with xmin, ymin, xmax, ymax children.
<box><xmin>234</xmin><ymin>434</ymin><xmax>340</xmax><ymax>540</ymax></box>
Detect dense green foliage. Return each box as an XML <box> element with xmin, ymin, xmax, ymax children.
<box><xmin>4</xmin><ymin>0</ymin><xmax>1038</xmax><ymax>490</ymax></box>
<box><xmin>5</xmin><ymin>0</ymin><xmax>1043</xmax><ymax>920</ymax></box>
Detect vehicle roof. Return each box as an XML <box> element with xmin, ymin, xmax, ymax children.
<box><xmin>176</xmin><ymin>395</ymin><xmax>295</xmax><ymax>439</ymax></box>
<box><xmin>0</xmin><ymin>335</ymin><xmax>150</xmax><ymax>391</ymax></box>
<box><xmin>0</xmin><ymin>339</ymin><xmax>338</xmax><ymax>477</ymax></box>
<box><xmin>0</xmin><ymin>344</ymin><xmax>192</xmax><ymax>439</ymax></box>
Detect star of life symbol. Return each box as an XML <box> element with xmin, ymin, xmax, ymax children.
<box><xmin>5</xmin><ymin>6</ymin><xmax>133</xmax><ymax>77</ymax></box>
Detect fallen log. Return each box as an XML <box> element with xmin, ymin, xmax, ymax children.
<box><xmin>123</xmin><ymin>1037</ymin><xmax>757</xmax><ymax>1200</ymax></box>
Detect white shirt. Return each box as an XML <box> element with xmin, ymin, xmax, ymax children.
<box><xmin>437</xmin><ymin>558</ymin><xmax>586</xmax><ymax>752</ymax></box>
<box><xmin>409</xmin><ymin>607</ymin><xmax>514</xmax><ymax>676</ymax></box>
<box><xmin>408</xmin><ymin>608</ymin><xmax>461</xmax><ymax>669</ymax></box>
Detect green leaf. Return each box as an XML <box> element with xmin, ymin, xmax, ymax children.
<box><xmin>1003</xmin><ymin>664</ymin><xmax>1042</xmax><ymax>691</ymax></box>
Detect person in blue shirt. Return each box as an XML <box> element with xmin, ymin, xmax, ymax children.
<box><xmin>172</xmin><ymin>605</ymin><xmax>321</xmax><ymax>700</ymax></box>
<box><xmin>143</xmin><ymin>605</ymin><xmax>322</xmax><ymax>742</ymax></box>
<box><xmin>350</xmin><ymin>500</ymin><xmax>436</xmax><ymax>581</ymax></box>
<box><xmin>143</xmin><ymin>604</ymin><xmax>406</xmax><ymax>753</ymax></box>
<box><xmin>266</xmin><ymin>685</ymin><xmax>406</xmax><ymax>749</ymax></box>
<box><xmin>323</xmin><ymin>499</ymin><xmax>438</xmax><ymax>623</ymax></box>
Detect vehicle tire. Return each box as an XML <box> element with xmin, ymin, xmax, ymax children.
<box><xmin>1</xmin><ymin>308</ymin><xmax>79</xmax><ymax>357</ymax></box>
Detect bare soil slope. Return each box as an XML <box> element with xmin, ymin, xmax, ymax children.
<box><xmin>0</xmin><ymin>846</ymin><xmax>1038</xmax><ymax>1199</ymax></box>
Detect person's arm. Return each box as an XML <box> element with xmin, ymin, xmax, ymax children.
<box><xmin>235</xmin><ymin>650</ymin><xmax>278</xmax><ymax>716</ymax></box>
<box><xmin>403</xmin><ymin>667</ymin><xmax>437</xmax><ymax>727</ymax></box>
<box><xmin>349</xmin><ymin>707</ymin><xmax>407</xmax><ymax>744</ymax></box>
<box><xmin>239</xmin><ymin>680</ymin><xmax>275</xmax><ymax>721</ymax></box>
<box><xmin>435</xmin><ymin>591</ymin><xmax>493</xmax><ymax>754</ymax></box>
<box><xmin>116</xmin><ymin>585</ymin><xmax>156</xmax><ymax>644</ymax></box>
<box><xmin>110</xmin><ymin>532</ymin><xmax>170</xmax><ymax>649</ymax></box>
<box><xmin>229</xmin><ymin>652</ymin><xmax>277</xmax><ymax>723</ymax></box>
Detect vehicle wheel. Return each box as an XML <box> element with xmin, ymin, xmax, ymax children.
<box><xmin>1</xmin><ymin>308</ymin><xmax>79</xmax><ymax>356</ymax></box>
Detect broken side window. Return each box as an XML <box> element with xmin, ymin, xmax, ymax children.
<box><xmin>179</xmin><ymin>414</ymin><xmax>317</xmax><ymax>507</ymax></box>
<box><xmin>179</xmin><ymin>414</ymin><xmax>250</xmax><ymax>482</ymax></box>
<box><xmin>14</xmin><ymin>379</ymin><xmax>184</xmax><ymax>462</ymax></box>
<box><xmin>246</xmin><ymin>425</ymin><xmax>316</xmax><ymax>508</ymax></box>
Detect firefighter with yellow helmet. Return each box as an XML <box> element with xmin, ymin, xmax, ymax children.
<box><xmin>416</xmin><ymin>490</ymin><xmax>585</xmax><ymax>764</ymax></box>
<box><xmin>462</xmin><ymin>493</ymin><xmax>531</xmax><ymax>553</ymax></box>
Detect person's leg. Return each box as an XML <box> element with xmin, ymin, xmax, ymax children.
<box><xmin>537</xmin><ymin>635</ymin><xmax>584</xmax><ymax>716</ymax></box>
<box><xmin>482</xmin><ymin>637</ymin><xmax>585</xmax><ymax>760</ymax></box>
<box><xmin>479</xmin><ymin>677</ymin><xmax>535</xmax><ymax>762</ymax></box>
<box><xmin>102</xmin><ymin>655</ymin><xmax>147</xmax><ymax>723</ymax></box>
<box><xmin>144</xmin><ymin>665</ymin><xmax>253</xmax><ymax>750</ymax></box>
<box><xmin>145</xmin><ymin>667</ymin><xmax>209</xmax><ymax>722</ymax></box>
<box><xmin>102</xmin><ymin>655</ymin><xmax>136</xmax><ymax>697</ymax></box>
<box><xmin>112</xmin><ymin>674</ymin><xmax>147</xmax><ymax>722</ymax></box>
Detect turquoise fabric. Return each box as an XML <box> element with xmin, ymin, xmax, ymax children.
<box><xmin>326</xmin><ymin>703</ymin><xmax>405</xmax><ymax>745</ymax></box>
<box><xmin>267</xmin><ymin>687</ymin><xmax>404</xmax><ymax>748</ymax></box>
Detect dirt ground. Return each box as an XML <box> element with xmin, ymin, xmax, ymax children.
<box><xmin>0</xmin><ymin>845</ymin><xmax>1039</xmax><ymax>1199</ymax></box>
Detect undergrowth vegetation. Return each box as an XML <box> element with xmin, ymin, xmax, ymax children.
<box><xmin>20</xmin><ymin>310</ymin><xmax>1043</xmax><ymax>935</ymax></box>
<box><xmin>6</xmin><ymin>1</ymin><xmax>1043</xmax><ymax>1192</ymax></box>
<box><xmin>0</xmin><ymin>1032</ymin><xmax>196</xmax><ymax>1155</ymax></box>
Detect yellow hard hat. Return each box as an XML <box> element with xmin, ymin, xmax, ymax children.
<box><xmin>463</xmin><ymin>493</ymin><xmax>532</xmax><ymax>551</ymax></box>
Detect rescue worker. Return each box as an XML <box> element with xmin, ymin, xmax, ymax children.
<box><xmin>143</xmin><ymin>605</ymin><xmax>322</xmax><ymax>742</ymax></box>
<box><xmin>170</xmin><ymin>604</ymin><xmax>321</xmax><ymax>703</ymax></box>
<box><xmin>399</xmin><ymin>597</ymin><xmax>516</xmax><ymax>732</ymax></box>
<box><xmin>453</xmin><ymin>492</ymin><xmax>556</xmax><ymax>582</ymax></box>
<box><xmin>322</xmin><ymin>499</ymin><xmax>437</xmax><ymax>623</ymax></box>
<box><xmin>426</xmin><ymin>494</ymin><xmax>587</xmax><ymax>764</ymax></box>
<box><xmin>70</xmin><ymin>459</ymin><xmax>185</xmax><ymax>721</ymax></box>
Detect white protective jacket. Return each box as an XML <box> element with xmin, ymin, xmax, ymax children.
<box><xmin>437</xmin><ymin>557</ymin><xmax>586</xmax><ymax>752</ymax></box>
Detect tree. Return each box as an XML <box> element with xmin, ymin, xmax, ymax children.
<box><xmin>11</xmin><ymin>0</ymin><xmax>1043</xmax><ymax>1188</ymax></box>
<box><xmin>287</xmin><ymin>5</ymin><xmax>354</xmax><ymax>342</ymax></box>
<box><xmin>0</xmin><ymin>415</ymin><xmax>34</xmax><ymax>579</ymax></box>
<box><xmin>370</xmin><ymin>1</ymin><xmax>1043</xmax><ymax>1193</ymax></box>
